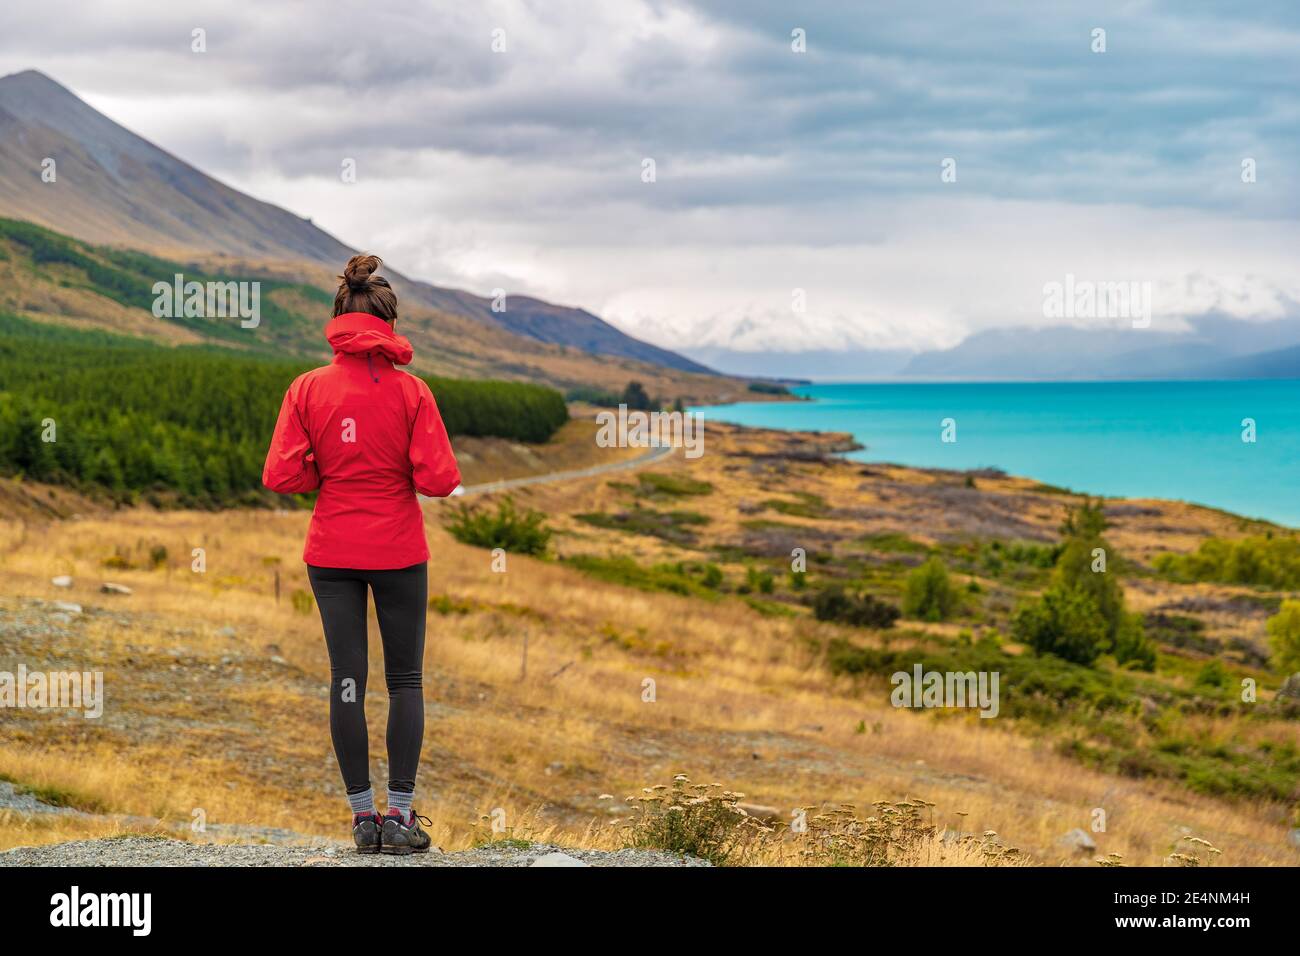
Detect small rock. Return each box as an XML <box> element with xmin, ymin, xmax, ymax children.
<box><xmin>52</xmin><ymin>601</ymin><xmax>82</xmax><ymax>615</ymax></box>
<box><xmin>217</xmin><ymin>626</ymin><xmax>237</xmax><ymax>639</ymax></box>
<box><xmin>301</xmin><ymin>856</ymin><xmax>335</xmax><ymax>867</ymax></box>
<box><xmin>530</xmin><ymin>851</ymin><xmax>589</xmax><ymax>868</ymax></box>
<box><xmin>270</xmin><ymin>655</ymin><xmax>288</xmax><ymax>666</ymax></box>
<box><xmin>101</xmin><ymin>583</ymin><xmax>133</xmax><ymax>595</ymax></box>
<box><xmin>1059</xmin><ymin>828</ymin><xmax>1097</xmax><ymax>854</ymax></box>
<box><xmin>51</xmin><ymin>575</ymin><xmax>73</xmax><ymax>588</ymax></box>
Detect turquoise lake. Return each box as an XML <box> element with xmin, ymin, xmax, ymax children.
<box><xmin>691</xmin><ymin>380</ymin><xmax>1300</xmax><ymax>528</ymax></box>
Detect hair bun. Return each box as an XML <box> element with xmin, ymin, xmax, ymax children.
<box><xmin>341</xmin><ymin>254</ymin><xmax>382</xmax><ymax>291</ymax></box>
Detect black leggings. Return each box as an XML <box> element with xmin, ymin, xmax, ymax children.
<box><xmin>306</xmin><ymin>563</ymin><xmax>428</xmax><ymax>795</ymax></box>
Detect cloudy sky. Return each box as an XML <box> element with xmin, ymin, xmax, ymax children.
<box><xmin>3</xmin><ymin>0</ymin><xmax>1299</xmax><ymax>358</ymax></box>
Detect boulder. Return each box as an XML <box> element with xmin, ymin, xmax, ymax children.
<box><xmin>1059</xmin><ymin>828</ymin><xmax>1097</xmax><ymax>854</ymax></box>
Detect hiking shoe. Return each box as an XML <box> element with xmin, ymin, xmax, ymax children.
<box><xmin>352</xmin><ymin>812</ymin><xmax>382</xmax><ymax>854</ymax></box>
<box><xmin>381</xmin><ymin>808</ymin><xmax>433</xmax><ymax>855</ymax></box>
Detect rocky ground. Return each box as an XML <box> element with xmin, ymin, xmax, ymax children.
<box><xmin>0</xmin><ymin>836</ymin><xmax>706</xmax><ymax>867</ymax></box>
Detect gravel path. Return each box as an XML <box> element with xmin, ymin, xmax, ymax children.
<box><xmin>449</xmin><ymin>443</ymin><xmax>674</xmax><ymax>498</ymax></box>
<box><xmin>0</xmin><ymin>836</ymin><xmax>707</xmax><ymax>867</ymax></box>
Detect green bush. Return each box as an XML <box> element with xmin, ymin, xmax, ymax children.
<box><xmin>1012</xmin><ymin>584</ymin><xmax>1107</xmax><ymax>665</ymax></box>
<box><xmin>1154</xmin><ymin>535</ymin><xmax>1300</xmax><ymax>591</ymax></box>
<box><xmin>1193</xmin><ymin>660</ymin><xmax>1230</xmax><ymax>690</ymax></box>
<box><xmin>632</xmin><ymin>472</ymin><xmax>713</xmax><ymax>498</ymax></box>
<box><xmin>1054</xmin><ymin>536</ymin><xmax>1124</xmax><ymax>646</ymax></box>
<box><xmin>901</xmin><ymin>557</ymin><xmax>959</xmax><ymax>622</ymax></box>
<box><xmin>621</xmin><ymin>381</ymin><xmax>655</xmax><ymax>411</ymax></box>
<box><xmin>1010</xmin><ymin>499</ymin><xmax>1145</xmax><ymax>667</ymax></box>
<box><xmin>740</xmin><ymin>566</ymin><xmax>774</xmax><ymax>595</ymax></box>
<box><xmin>562</xmin><ymin>555</ymin><xmax>719</xmax><ymax>599</ymax></box>
<box><xmin>1113</xmin><ymin>613</ymin><xmax>1157</xmax><ymax>671</ymax></box>
<box><xmin>444</xmin><ymin>497</ymin><xmax>551</xmax><ymax>555</ymax></box>
<box><xmin>813</xmin><ymin>585</ymin><xmax>900</xmax><ymax>629</ymax></box>
<box><xmin>1265</xmin><ymin>598</ymin><xmax>1300</xmax><ymax>673</ymax></box>
<box><xmin>575</xmin><ymin>507</ymin><xmax>709</xmax><ymax>545</ymax></box>
<box><xmin>761</xmin><ymin>492</ymin><xmax>829</xmax><ymax>518</ymax></box>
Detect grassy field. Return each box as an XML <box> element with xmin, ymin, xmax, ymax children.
<box><xmin>0</xmin><ymin>418</ymin><xmax>1296</xmax><ymax>865</ymax></box>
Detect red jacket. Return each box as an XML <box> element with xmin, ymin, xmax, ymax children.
<box><xmin>262</xmin><ymin>312</ymin><xmax>462</xmax><ymax>569</ymax></box>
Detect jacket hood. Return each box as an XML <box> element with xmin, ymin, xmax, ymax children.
<box><xmin>325</xmin><ymin>312</ymin><xmax>414</xmax><ymax>365</ymax></box>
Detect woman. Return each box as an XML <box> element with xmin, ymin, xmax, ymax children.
<box><xmin>262</xmin><ymin>254</ymin><xmax>462</xmax><ymax>854</ymax></box>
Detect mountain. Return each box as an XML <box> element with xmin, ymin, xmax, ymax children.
<box><xmin>1190</xmin><ymin>343</ymin><xmax>1300</xmax><ymax>379</ymax></box>
<box><xmin>0</xmin><ymin>69</ymin><xmax>710</xmax><ymax>376</ymax></box>
<box><xmin>685</xmin><ymin>345</ymin><xmax>914</xmax><ymax>381</ymax></box>
<box><xmin>899</xmin><ymin>314</ymin><xmax>1300</xmax><ymax>381</ymax></box>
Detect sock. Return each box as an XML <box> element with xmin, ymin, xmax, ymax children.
<box><xmin>387</xmin><ymin>788</ymin><xmax>413</xmax><ymax>822</ymax></box>
<box><xmin>348</xmin><ymin>787</ymin><xmax>375</xmax><ymax>817</ymax></box>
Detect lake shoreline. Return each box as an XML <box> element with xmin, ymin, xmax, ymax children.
<box><xmin>691</xmin><ymin>380</ymin><xmax>1298</xmax><ymax>529</ymax></box>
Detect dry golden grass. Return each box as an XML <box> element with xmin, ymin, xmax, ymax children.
<box><xmin>0</xmin><ymin>423</ymin><xmax>1294</xmax><ymax>866</ymax></box>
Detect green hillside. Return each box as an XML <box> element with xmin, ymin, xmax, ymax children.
<box><xmin>0</xmin><ymin>216</ymin><xmax>337</xmax><ymax>355</ymax></box>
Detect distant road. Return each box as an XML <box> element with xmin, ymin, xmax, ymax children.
<box><xmin>424</xmin><ymin>444</ymin><xmax>675</xmax><ymax>501</ymax></box>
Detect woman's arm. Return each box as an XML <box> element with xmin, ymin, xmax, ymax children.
<box><xmin>262</xmin><ymin>381</ymin><xmax>320</xmax><ymax>494</ymax></box>
<box><xmin>409</xmin><ymin>383</ymin><xmax>462</xmax><ymax>497</ymax></box>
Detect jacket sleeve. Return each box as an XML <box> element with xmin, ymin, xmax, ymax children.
<box><xmin>262</xmin><ymin>380</ymin><xmax>320</xmax><ymax>494</ymax></box>
<box><xmin>409</xmin><ymin>383</ymin><xmax>462</xmax><ymax>497</ymax></box>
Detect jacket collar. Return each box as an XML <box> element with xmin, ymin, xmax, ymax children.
<box><xmin>325</xmin><ymin>312</ymin><xmax>414</xmax><ymax>366</ymax></box>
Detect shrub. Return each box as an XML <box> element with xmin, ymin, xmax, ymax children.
<box><xmin>1154</xmin><ymin>535</ymin><xmax>1300</xmax><ymax>591</ymax></box>
<box><xmin>901</xmin><ymin>557</ymin><xmax>959</xmax><ymax>622</ymax></box>
<box><xmin>575</xmin><ymin>507</ymin><xmax>709</xmax><ymax>546</ymax></box>
<box><xmin>813</xmin><ymin>585</ymin><xmax>900</xmax><ymax>629</ymax></box>
<box><xmin>1193</xmin><ymin>660</ymin><xmax>1230</xmax><ymax>690</ymax></box>
<box><xmin>1265</xmin><ymin>599</ymin><xmax>1300</xmax><ymax>673</ymax></box>
<box><xmin>633</xmin><ymin>472</ymin><xmax>713</xmax><ymax>498</ymax></box>
<box><xmin>562</xmin><ymin>555</ymin><xmax>718</xmax><ymax>599</ymax></box>
<box><xmin>621</xmin><ymin>381</ymin><xmax>655</xmax><ymax>411</ymax></box>
<box><xmin>1054</xmin><ymin>536</ymin><xmax>1124</xmax><ymax>645</ymax></box>
<box><xmin>290</xmin><ymin>589</ymin><xmax>314</xmax><ymax>615</ymax></box>
<box><xmin>444</xmin><ymin>497</ymin><xmax>551</xmax><ymax>555</ymax></box>
<box><xmin>623</xmin><ymin>775</ymin><xmax>763</xmax><ymax>866</ymax></box>
<box><xmin>1012</xmin><ymin>584</ymin><xmax>1107</xmax><ymax>666</ymax></box>
<box><xmin>698</xmin><ymin>563</ymin><xmax>724</xmax><ymax>589</ymax></box>
<box><xmin>761</xmin><ymin>492</ymin><xmax>829</xmax><ymax>518</ymax></box>
<box><xmin>744</xmin><ymin>566</ymin><xmax>774</xmax><ymax>594</ymax></box>
<box><xmin>1112</xmin><ymin>613</ymin><xmax>1157</xmax><ymax>671</ymax></box>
